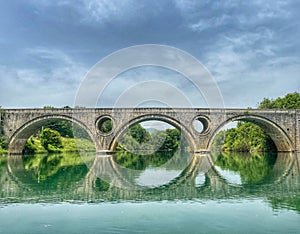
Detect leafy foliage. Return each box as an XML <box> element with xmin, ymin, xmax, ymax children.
<box><xmin>0</xmin><ymin>138</ymin><xmax>7</xmax><ymax>154</ymax></box>
<box><xmin>24</xmin><ymin>134</ymin><xmax>95</xmax><ymax>154</ymax></box>
<box><xmin>128</xmin><ymin>123</ymin><xmax>150</xmax><ymax>143</ymax></box>
<box><xmin>40</xmin><ymin>128</ymin><xmax>63</xmax><ymax>152</ymax></box>
<box><xmin>43</xmin><ymin>120</ymin><xmax>74</xmax><ymax>138</ymax></box>
<box><xmin>258</xmin><ymin>92</ymin><xmax>300</xmax><ymax>109</ymax></box>
<box><xmin>99</xmin><ymin>119</ymin><xmax>113</xmax><ymax>133</ymax></box>
<box><xmin>221</xmin><ymin>122</ymin><xmax>276</xmax><ymax>152</ymax></box>
<box><xmin>24</xmin><ymin>136</ymin><xmax>47</xmax><ymax>154</ymax></box>
<box><xmin>161</xmin><ymin>129</ymin><xmax>181</xmax><ymax>150</ymax></box>
<box><xmin>43</xmin><ymin>105</ymin><xmax>55</xmax><ymax>109</ymax></box>
<box><xmin>215</xmin><ymin>92</ymin><xmax>300</xmax><ymax>152</ymax></box>
<box><xmin>117</xmin><ymin>123</ymin><xmax>183</xmax><ymax>152</ymax></box>
<box><xmin>43</xmin><ymin>120</ymin><xmax>90</xmax><ymax>139</ymax></box>
<box><xmin>0</xmin><ymin>106</ymin><xmax>3</xmax><ymax>135</ymax></box>
<box><xmin>24</xmin><ymin>118</ymin><xmax>94</xmax><ymax>154</ymax></box>
<box><xmin>0</xmin><ymin>137</ymin><xmax>7</xmax><ymax>150</ymax></box>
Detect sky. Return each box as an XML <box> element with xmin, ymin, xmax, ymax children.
<box><xmin>0</xmin><ymin>0</ymin><xmax>299</xmax><ymax>108</ymax></box>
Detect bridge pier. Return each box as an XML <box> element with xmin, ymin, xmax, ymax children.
<box><xmin>96</xmin><ymin>150</ymin><xmax>115</xmax><ymax>156</ymax></box>
<box><xmin>296</xmin><ymin>110</ymin><xmax>300</xmax><ymax>152</ymax></box>
<box><xmin>8</xmin><ymin>138</ymin><xmax>27</xmax><ymax>155</ymax></box>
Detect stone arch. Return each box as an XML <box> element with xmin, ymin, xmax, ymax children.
<box><xmin>8</xmin><ymin>115</ymin><xmax>97</xmax><ymax>154</ymax></box>
<box><xmin>207</xmin><ymin>114</ymin><xmax>294</xmax><ymax>152</ymax></box>
<box><xmin>109</xmin><ymin>114</ymin><xmax>196</xmax><ymax>151</ymax></box>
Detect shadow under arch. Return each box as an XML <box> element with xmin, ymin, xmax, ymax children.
<box><xmin>109</xmin><ymin>113</ymin><xmax>197</xmax><ymax>152</ymax></box>
<box><xmin>207</xmin><ymin>114</ymin><xmax>294</xmax><ymax>152</ymax></box>
<box><xmin>8</xmin><ymin>115</ymin><xmax>97</xmax><ymax>154</ymax></box>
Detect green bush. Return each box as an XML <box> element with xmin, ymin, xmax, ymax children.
<box><xmin>40</xmin><ymin>128</ymin><xmax>63</xmax><ymax>152</ymax></box>
<box><xmin>215</xmin><ymin>92</ymin><xmax>300</xmax><ymax>152</ymax></box>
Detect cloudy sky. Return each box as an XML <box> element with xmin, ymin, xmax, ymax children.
<box><xmin>0</xmin><ymin>0</ymin><xmax>299</xmax><ymax>108</ymax></box>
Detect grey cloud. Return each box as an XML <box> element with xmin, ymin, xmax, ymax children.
<box><xmin>1</xmin><ymin>0</ymin><xmax>299</xmax><ymax>108</ymax></box>
<box><xmin>0</xmin><ymin>48</ymin><xmax>88</xmax><ymax>108</ymax></box>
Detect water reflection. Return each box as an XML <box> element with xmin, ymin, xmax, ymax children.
<box><xmin>88</xmin><ymin>150</ymin><xmax>193</xmax><ymax>190</ymax></box>
<box><xmin>0</xmin><ymin>151</ymin><xmax>300</xmax><ymax>213</ymax></box>
<box><xmin>23</xmin><ymin>153</ymin><xmax>87</xmax><ymax>182</ymax></box>
<box><xmin>213</xmin><ymin>152</ymin><xmax>277</xmax><ymax>185</ymax></box>
<box><xmin>195</xmin><ymin>172</ymin><xmax>206</xmax><ymax>187</ymax></box>
<box><xmin>5</xmin><ymin>154</ymin><xmax>91</xmax><ymax>194</ymax></box>
<box><xmin>114</xmin><ymin>150</ymin><xmax>180</xmax><ymax>170</ymax></box>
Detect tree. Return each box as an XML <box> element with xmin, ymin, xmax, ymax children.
<box><xmin>117</xmin><ymin>123</ymin><xmax>184</xmax><ymax>152</ymax></box>
<box><xmin>99</xmin><ymin>119</ymin><xmax>113</xmax><ymax>133</ymax></box>
<box><xmin>160</xmin><ymin>128</ymin><xmax>181</xmax><ymax>151</ymax></box>
<box><xmin>221</xmin><ymin>122</ymin><xmax>276</xmax><ymax>152</ymax></box>
<box><xmin>258</xmin><ymin>92</ymin><xmax>300</xmax><ymax>109</ymax></box>
<box><xmin>0</xmin><ymin>106</ymin><xmax>3</xmax><ymax>136</ymax></box>
<box><xmin>215</xmin><ymin>152</ymin><xmax>277</xmax><ymax>184</ymax></box>
<box><xmin>0</xmin><ymin>137</ymin><xmax>7</xmax><ymax>151</ymax></box>
<box><xmin>218</xmin><ymin>92</ymin><xmax>300</xmax><ymax>152</ymax></box>
<box><xmin>43</xmin><ymin>105</ymin><xmax>55</xmax><ymax>109</ymax></box>
<box><xmin>44</xmin><ymin>120</ymin><xmax>74</xmax><ymax>138</ymax></box>
<box><xmin>43</xmin><ymin>120</ymin><xmax>90</xmax><ymax>140</ymax></box>
<box><xmin>128</xmin><ymin>124</ymin><xmax>150</xmax><ymax>144</ymax></box>
<box><xmin>40</xmin><ymin>128</ymin><xmax>62</xmax><ymax>152</ymax></box>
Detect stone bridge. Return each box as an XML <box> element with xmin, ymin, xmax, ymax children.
<box><xmin>0</xmin><ymin>108</ymin><xmax>299</xmax><ymax>154</ymax></box>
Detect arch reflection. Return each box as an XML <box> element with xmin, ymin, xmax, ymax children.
<box><xmin>5</xmin><ymin>153</ymin><xmax>92</xmax><ymax>193</ymax></box>
<box><xmin>87</xmin><ymin>149</ymin><xmax>196</xmax><ymax>190</ymax></box>
<box><xmin>0</xmin><ymin>152</ymin><xmax>299</xmax><ymax>205</ymax></box>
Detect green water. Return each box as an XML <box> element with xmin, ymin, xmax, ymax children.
<box><xmin>0</xmin><ymin>151</ymin><xmax>300</xmax><ymax>233</ymax></box>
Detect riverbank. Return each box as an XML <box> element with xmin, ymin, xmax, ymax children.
<box><xmin>25</xmin><ymin>136</ymin><xmax>95</xmax><ymax>154</ymax></box>
<box><xmin>0</xmin><ymin>148</ymin><xmax>7</xmax><ymax>155</ymax></box>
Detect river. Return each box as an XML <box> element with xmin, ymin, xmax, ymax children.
<box><xmin>0</xmin><ymin>151</ymin><xmax>299</xmax><ymax>233</ymax></box>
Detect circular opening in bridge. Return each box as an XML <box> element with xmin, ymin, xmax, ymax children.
<box><xmin>193</xmin><ymin>116</ymin><xmax>209</xmax><ymax>134</ymax></box>
<box><xmin>97</xmin><ymin>117</ymin><xmax>113</xmax><ymax>134</ymax></box>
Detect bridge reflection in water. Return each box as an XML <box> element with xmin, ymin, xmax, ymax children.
<box><xmin>1</xmin><ymin>152</ymin><xmax>300</xmax><ymax>212</ymax></box>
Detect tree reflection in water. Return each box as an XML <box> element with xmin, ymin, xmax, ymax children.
<box><xmin>23</xmin><ymin>153</ymin><xmax>86</xmax><ymax>181</ymax></box>
<box><xmin>114</xmin><ymin>150</ymin><xmax>178</xmax><ymax>170</ymax></box>
<box><xmin>1</xmin><ymin>152</ymin><xmax>300</xmax><ymax>214</ymax></box>
<box><xmin>214</xmin><ymin>152</ymin><xmax>277</xmax><ymax>184</ymax></box>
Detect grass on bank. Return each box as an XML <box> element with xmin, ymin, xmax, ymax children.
<box><xmin>25</xmin><ymin>135</ymin><xmax>95</xmax><ymax>154</ymax></box>
<box><xmin>0</xmin><ymin>146</ymin><xmax>7</xmax><ymax>155</ymax></box>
